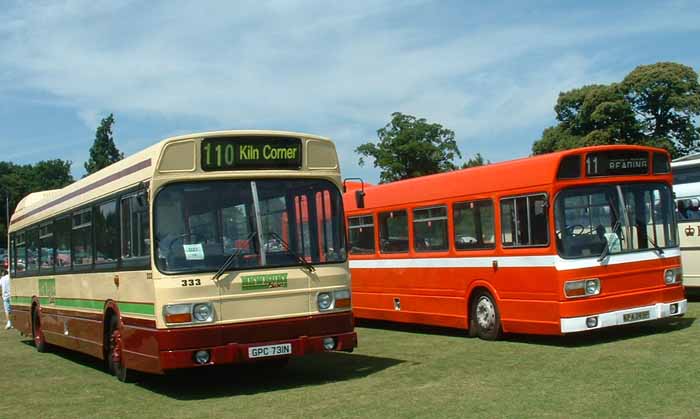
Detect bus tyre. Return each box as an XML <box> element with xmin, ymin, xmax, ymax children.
<box><xmin>107</xmin><ymin>316</ymin><xmax>134</xmax><ymax>383</ymax></box>
<box><xmin>32</xmin><ymin>307</ymin><xmax>48</xmax><ymax>353</ymax></box>
<box><xmin>470</xmin><ymin>290</ymin><xmax>502</xmax><ymax>340</ymax></box>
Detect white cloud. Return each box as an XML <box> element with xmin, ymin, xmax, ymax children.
<box><xmin>1</xmin><ymin>1</ymin><xmax>699</xmax><ymax>181</ymax></box>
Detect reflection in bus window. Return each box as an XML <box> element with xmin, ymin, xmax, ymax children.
<box><xmin>39</xmin><ymin>222</ymin><xmax>54</xmax><ymax>272</ymax></box>
<box><xmin>154</xmin><ymin>179</ymin><xmax>346</xmax><ymax>273</ymax></box>
<box><xmin>121</xmin><ymin>191</ymin><xmax>150</xmax><ymax>267</ymax></box>
<box><xmin>413</xmin><ymin>206</ymin><xmax>448</xmax><ymax>252</ymax></box>
<box><xmin>26</xmin><ymin>228</ymin><xmax>39</xmax><ymax>272</ymax></box>
<box><xmin>501</xmin><ymin>194</ymin><xmax>548</xmax><ymax>247</ymax></box>
<box><xmin>555</xmin><ymin>183</ymin><xmax>676</xmax><ymax>258</ymax></box>
<box><xmin>95</xmin><ymin>200</ymin><xmax>119</xmax><ymax>266</ymax></box>
<box><xmin>72</xmin><ymin>209</ymin><xmax>93</xmax><ymax>267</ymax></box>
<box><xmin>349</xmin><ymin>215</ymin><xmax>375</xmax><ymax>254</ymax></box>
<box><xmin>55</xmin><ymin>216</ymin><xmax>71</xmax><ymax>269</ymax></box>
<box><xmin>453</xmin><ymin>200</ymin><xmax>495</xmax><ymax>250</ymax></box>
<box><xmin>379</xmin><ymin>210</ymin><xmax>408</xmax><ymax>253</ymax></box>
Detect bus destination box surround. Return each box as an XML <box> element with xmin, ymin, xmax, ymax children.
<box><xmin>201</xmin><ymin>137</ymin><xmax>302</xmax><ymax>171</ymax></box>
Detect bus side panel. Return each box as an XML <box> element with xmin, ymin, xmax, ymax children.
<box><xmin>121</xmin><ymin>317</ymin><xmax>162</xmax><ymax>374</ymax></box>
<box><xmin>678</xmin><ymin>221</ymin><xmax>700</xmax><ymax>287</ymax></box>
<box><xmin>351</xmin><ymin>264</ymin><xmax>563</xmax><ymax>333</ymax></box>
<box><xmin>39</xmin><ymin>307</ymin><xmax>104</xmax><ymax>359</ymax></box>
<box><xmin>10</xmin><ymin>305</ymin><xmax>32</xmax><ymax>336</ymax></box>
<box><xmin>351</xmin><ymin>266</ymin><xmax>470</xmax><ymax>329</ymax></box>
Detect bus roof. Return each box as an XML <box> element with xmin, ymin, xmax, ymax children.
<box><xmin>10</xmin><ymin>130</ymin><xmax>332</xmax><ymax>231</ymax></box>
<box><xmin>344</xmin><ymin>144</ymin><xmax>670</xmax><ymax>211</ymax></box>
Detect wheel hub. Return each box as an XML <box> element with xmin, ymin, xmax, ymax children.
<box><xmin>476</xmin><ymin>296</ymin><xmax>496</xmax><ymax>330</ymax></box>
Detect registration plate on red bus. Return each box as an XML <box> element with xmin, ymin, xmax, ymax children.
<box><xmin>623</xmin><ymin>310</ymin><xmax>651</xmax><ymax>323</ymax></box>
<box><xmin>248</xmin><ymin>343</ymin><xmax>292</xmax><ymax>359</ymax></box>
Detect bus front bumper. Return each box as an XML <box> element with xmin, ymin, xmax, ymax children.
<box><xmin>560</xmin><ymin>299</ymin><xmax>687</xmax><ymax>334</ymax></box>
<box><xmin>159</xmin><ymin>331</ymin><xmax>357</xmax><ymax>370</ymax></box>
<box><xmin>155</xmin><ymin>311</ymin><xmax>357</xmax><ymax>371</ymax></box>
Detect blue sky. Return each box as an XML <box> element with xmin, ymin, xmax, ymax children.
<box><xmin>1</xmin><ymin>0</ymin><xmax>699</xmax><ymax>183</ymax></box>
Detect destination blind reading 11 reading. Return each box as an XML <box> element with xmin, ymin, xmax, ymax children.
<box><xmin>585</xmin><ymin>150</ymin><xmax>649</xmax><ymax>177</ymax></box>
<box><xmin>201</xmin><ymin>137</ymin><xmax>302</xmax><ymax>171</ymax></box>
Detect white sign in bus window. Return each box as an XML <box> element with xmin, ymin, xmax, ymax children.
<box><xmin>183</xmin><ymin>243</ymin><xmax>205</xmax><ymax>260</ymax></box>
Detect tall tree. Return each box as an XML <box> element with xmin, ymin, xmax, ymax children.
<box><xmin>356</xmin><ymin>112</ymin><xmax>462</xmax><ymax>183</ymax></box>
<box><xmin>532</xmin><ymin>62</ymin><xmax>700</xmax><ymax>158</ymax></box>
<box><xmin>622</xmin><ymin>62</ymin><xmax>700</xmax><ymax>156</ymax></box>
<box><xmin>84</xmin><ymin>113</ymin><xmax>124</xmax><ymax>176</ymax></box>
<box><xmin>461</xmin><ymin>153</ymin><xmax>490</xmax><ymax>169</ymax></box>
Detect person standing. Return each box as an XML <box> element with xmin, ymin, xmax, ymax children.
<box><xmin>1</xmin><ymin>262</ymin><xmax>11</xmax><ymax>329</ymax></box>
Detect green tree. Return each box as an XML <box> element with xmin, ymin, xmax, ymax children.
<box><xmin>356</xmin><ymin>112</ymin><xmax>462</xmax><ymax>183</ymax></box>
<box><xmin>461</xmin><ymin>153</ymin><xmax>490</xmax><ymax>169</ymax></box>
<box><xmin>532</xmin><ymin>62</ymin><xmax>700</xmax><ymax>157</ymax></box>
<box><xmin>84</xmin><ymin>113</ymin><xmax>124</xmax><ymax>176</ymax></box>
<box><xmin>622</xmin><ymin>62</ymin><xmax>700</xmax><ymax>156</ymax></box>
<box><xmin>0</xmin><ymin>160</ymin><xmax>73</xmax><ymax>245</ymax></box>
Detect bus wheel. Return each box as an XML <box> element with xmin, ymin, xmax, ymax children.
<box><xmin>32</xmin><ymin>307</ymin><xmax>48</xmax><ymax>353</ymax></box>
<box><xmin>107</xmin><ymin>316</ymin><xmax>133</xmax><ymax>383</ymax></box>
<box><xmin>470</xmin><ymin>291</ymin><xmax>502</xmax><ymax>340</ymax></box>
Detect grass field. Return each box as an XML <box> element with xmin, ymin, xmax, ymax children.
<box><xmin>2</xmin><ymin>299</ymin><xmax>700</xmax><ymax>419</ymax></box>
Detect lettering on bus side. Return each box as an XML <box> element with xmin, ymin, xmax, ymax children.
<box><xmin>38</xmin><ymin>278</ymin><xmax>56</xmax><ymax>304</ymax></box>
<box><xmin>241</xmin><ymin>273</ymin><xmax>289</xmax><ymax>291</ymax></box>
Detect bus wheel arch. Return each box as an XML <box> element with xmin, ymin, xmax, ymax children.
<box><xmin>104</xmin><ymin>304</ymin><xmax>134</xmax><ymax>382</ymax></box>
<box><xmin>31</xmin><ymin>300</ymin><xmax>48</xmax><ymax>352</ymax></box>
<box><xmin>467</xmin><ymin>285</ymin><xmax>502</xmax><ymax>340</ymax></box>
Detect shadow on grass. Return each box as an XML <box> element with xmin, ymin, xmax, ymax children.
<box><xmin>685</xmin><ymin>288</ymin><xmax>700</xmax><ymax>302</ymax></box>
<box><xmin>356</xmin><ymin>315</ymin><xmax>696</xmax><ymax>348</ymax></box>
<box><xmin>140</xmin><ymin>351</ymin><xmax>403</xmax><ymax>400</ymax></box>
<box><xmin>505</xmin><ymin>316</ymin><xmax>696</xmax><ymax>347</ymax></box>
<box><xmin>20</xmin><ymin>339</ymin><xmax>404</xmax><ymax>400</ymax></box>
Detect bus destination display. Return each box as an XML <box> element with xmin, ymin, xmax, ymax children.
<box><xmin>586</xmin><ymin>150</ymin><xmax>649</xmax><ymax>177</ymax></box>
<box><xmin>201</xmin><ymin>137</ymin><xmax>302</xmax><ymax>171</ymax></box>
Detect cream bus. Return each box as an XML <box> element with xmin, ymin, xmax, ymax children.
<box><xmin>672</xmin><ymin>153</ymin><xmax>700</xmax><ymax>288</ymax></box>
<box><xmin>8</xmin><ymin>130</ymin><xmax>357</xmax><ymax>381</ymax></box>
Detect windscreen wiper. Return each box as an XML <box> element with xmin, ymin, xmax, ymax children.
<box><xmin>646</xmin><ymin>232</ymin><xmax>665</xmax><ymax>256</ymax></box>
<box><xmin>598</xmin><ymin>220</ymin><xmax>620</xmax><ymax>262</ymax></box>
<box><xmin>213</xmin><ymin>231</ymin><xmax>257</xmax><ymax>281</ymax></box>
<box><xmin>265</xmin><ymin>231</ymin><xmax>316</xmax><ymax>273</ymax></box>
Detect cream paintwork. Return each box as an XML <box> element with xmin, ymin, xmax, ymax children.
<box><xmin>678</xmin><ymin>220</ymin><xmax>700</xmax><ymax>287</ymax></box>
<box><xmin>672</xmin><ymin>154</ymin><xmax>700</xmax><ymax>288</ymax></box>
<box><xmin>9</xmin><ymin>130</ymin><xmax>351</xmax><ymax>329</ymax></box>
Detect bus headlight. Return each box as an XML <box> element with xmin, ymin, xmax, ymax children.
<box><xmin>564</xmin><ymin>279</ymin><xmax>600</xmax><ymax>298</ymax></box>
<box><xmin>193</xmin><ymin>303</ymin><xmax>214</xmax><ymax>322</ymax></box>
<box><xmin>585</xmin><ymin>279</ymin><xmax>600</xmax><ymax>295</ymax></box>
<box><xmin>317</xmin><ymin>293</ymin><xmax>333</xmax><ymax>311</ymax></box>
<box><xmin>664</xmin><ymin>268</ymin><xmax>682</xmax><ymax>285</ymax></box>
<box><xmin>164</xmin><ymin>302</ymin><xmax>215</xmax><ymax>324</ymax></box>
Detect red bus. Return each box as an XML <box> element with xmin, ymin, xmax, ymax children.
<box><xmin>344</xmin><ymin>145</ymin><xmax>686</xmax><ymax>339</ymax></box>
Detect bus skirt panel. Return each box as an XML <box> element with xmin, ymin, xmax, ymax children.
<box><xmin>153</xmin><ymin>311</ymin><xmax>357</xmax><ymax>372</ymax></box>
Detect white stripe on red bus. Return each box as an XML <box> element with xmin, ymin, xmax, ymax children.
<box><xmin>349</xmin><ymin>248</ymin><xmax>681</xmax><ymax>271</ymax></box>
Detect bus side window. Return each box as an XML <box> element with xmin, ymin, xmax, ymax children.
<box><xmin>54</xmin><ymin>216</ymin><xmax>72</xmax><ymax>270</ymax></box>
<box><xmin>378</xmin><ymin>210</ymin><xmax>408</xmax><ymax>253</ymax></box>
<box><xmin>454</xmin><ymin>200</ymin><xmax>495</xmax><ymax>250</ymax></box>
<box><xmin>413</xmin><ymin>206</ymin><xmax>448</xmax><ymax>252</ymax></box>
<box><xmin>121</xmin><ymin>191</ymin><xmax>150</xmax><ymax>268</ymax></box>
<box><xmin>95</xmin><ymin>200</ymin><xmax>119</xmax><ymax>268</ymax></box>
<box><xmin>348</xmin><ymin>215</ymin><xmax>375</xmax><ymax>254</ymax></box>
<box><xmin>501</xmin><ymin>194</ymin><xmax>549</xmax><ymax>247</ymax></box>
<box><xmin>72</xmin><ymin>209</ymin><xmax>93</xmax><ymax>268</ymax></box>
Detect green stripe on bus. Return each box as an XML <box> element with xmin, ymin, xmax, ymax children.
<box><xmin>55</xmin><ymin>298</ymin><xmax>104</xmax><ymax>310</ymax></box>
<box><xmin>117</xmin><ymin>302</ymin><xmax>156</xmax><ymax>316</ymax></box>
<box><xmin>8</xmin><ymin>296</ymin><xmax>155</xmax><ymax>316</ymax></box>
<box><xmin>11</xmin><ymin>296</ymin><xmax>32</xmax><ymax>305</ymax></box>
